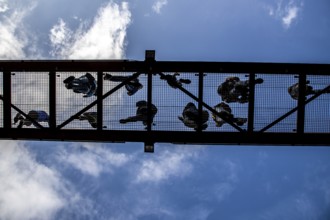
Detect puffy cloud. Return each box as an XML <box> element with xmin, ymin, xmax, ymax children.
<box><xmin>49</xmin><ymin>1</ymin><xmax>131</xmax><ymax>59</ymax></box>
<box><xmin>0</xmin><ymin>1</ymin><xmax>131</xmax><ymax>60</ymax></box>
<box><xmin>56</xmin><ymin>142</ymin><xmax>131</xmax><ymax>177</ymax></box>
<box><xmin>0</xmin><ymin>141</ymin><xmax>66</xmax><ymax>220</ymax></box>
<box><xmin>152</xmin><ymin>0</ymin><xmax>168</xmax><ymax>14</ymax></box>
<box><xmin>0</xmin><ymin>1</ymin><xmax>37</xmax><ymax>59</ymax></box>
<box><xmin>266</xmin><ymin>0</ymin><xmax>303</xmax><ymax>29</ymax></box>
<box><xmin>49</xmin><ymin>18</ymin><xmax>73</xmax><ymax>58</ymax></box>
<box><xmin>0</xmin><ymin>0</ymin><xmax>8</xmax><ymax>13</ymax></box>
<box><xmin>135</xmin><ymin>147</ymin><xmax>198</xmax><ymax>183</ymax></box>
<box><xmin>282</xmin><ymin>5</ymin><xmax>299</xmax><ymax>28</ymax></box>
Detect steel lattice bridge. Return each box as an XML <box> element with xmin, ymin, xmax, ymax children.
<box><xmin>0</xmin><ymin>51</ymin><xmax>329</xmax><ymax>152</ymax></box>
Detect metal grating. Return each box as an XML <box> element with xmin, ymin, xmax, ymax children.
<box><xmin>204</xmin><ymin>73</ymin><xmax>249</xmax><ymax>132</ymax></box>
<box><xmin>153</xmin><ymin>72</ymin><xmax>199</xmax><ymax>131</ymax></box>
<box><xmin>103</xmin><ymin>72</ymin><xmax>148</xmax><ymax>131</ymax></box>
<box><xmin>56</xmin><ymin>72</ymin><xmax>98</xmax><ymax>129</ymax></box>
<box><xmin>305</xmin><ymin>75</ymin><xmax>330</xmax><ymax>133</ymax></box>
<box><xmin>11</xmin><ymin>72</ymin><xmax>49</xmax><ymax>129</ymax></box>
<box><xmin>0</xmin><ymin>54</ymin><xmax>329</xmax><ymax>146</ymax></box>
<box><xmin>254</xmin><ymin>74</ymin><xmax>297</xmax><ymax>132</ymax></box>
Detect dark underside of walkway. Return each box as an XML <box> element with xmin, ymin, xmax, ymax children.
<box><xmin>1</xmin><ymin>51</ymin><xmax>330</xmax><ymax>148</ymax></box>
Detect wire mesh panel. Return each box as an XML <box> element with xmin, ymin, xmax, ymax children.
<box><xmin>56</xmin><ymin>72</ymin><xmax>97</xmax><ymax>129</ymax></box>
<box><xmin>0</xmin><ymin>72</ymin><xmax>2</xmax><ymax>127</ymax></box>
<box><xmin>305</xmin><ymin>75</ymin><xmax>330</xmax><ymax>133</ymax></box>
<box><xmin>204</xmin><ymin>73</ymin><xmax>249</xmax><ymax>132</ymax></box>
<box><xmin>153</xmin><ymin>72</ymin><xmax>199</xmax><ymax>131</ymax></box>
<box><xmin>103</xmin><ymin>72</ymin><xmax>147</xmax><ymax>131</ymax></box>
<box><xmin>11</xmin><ymin>72</ymin><xmax>49</xmax><ymax>129</ymax></box>
<box><xmin>254</xmin><ymin>74</ymin><xmax>297</xmax><ymax>132</ymax></box>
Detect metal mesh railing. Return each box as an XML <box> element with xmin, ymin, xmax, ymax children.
<box><xmin>305</xmin><ymin>75</ymin><xmax>330</xmax><ymax>133</ymax></box>
<box><xmin>0</xmin><ymin>60</ymin><xmax>329</xmax><ymax>137</ymax></box>
<box><xmin>11</xmin><ymin>72</ymin><xmax>49</xmax><ymax>129</ymax></box>
<box><xmin>254</xmin><ymin>74</ymin><xmax>298</xmax><ymax>132</ymax></box>
<box><xmin>153</xmin><ymin>72</ymin><xmax>198</xmax><ymax>131</ymax></box>
<box><xmin>204</xmin><ymin>73</ymin><xmax>249</xmax><ymax>132</ymax></box>
<box><xmin>103</xmin><ymin>72</ymin><xmax>147</xmax><ymax>131</ymax></box>
<box><xmin>56</xmin><ymin>72</ymin><xmax>98</xmax><ymax>129</ymax></box>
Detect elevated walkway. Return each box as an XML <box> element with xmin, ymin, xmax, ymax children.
<box><xmin>0</xmin><ymin>51</ymin><xmax>329</xmax><ymax>152</ymax></box>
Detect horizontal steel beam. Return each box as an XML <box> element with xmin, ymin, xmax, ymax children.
<box><xmin>0</xmin><ymin>129</ymin><xmax>329</xmax><ymax>146</ymax></box>
<box><xmin>0</xmin><ymin>60</ymin><xmax>330</xmax><ymax>74</ymax></box>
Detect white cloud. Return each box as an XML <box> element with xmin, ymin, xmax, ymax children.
<box><xmin>0</xmin><ymin>1</ymin><xmax>131</xmax><ymax>60</ymax></box>
<box><xmin>152</xmin><ymin>0</ymin><xmax>168</xmax><ymax>14</ymax></box>
<box><xmin>0</xmin><ymin>141</ymin><xmax>97</xmax><ymax>219</ymax></box>
<box><xmin>20</xmin><ymin>2</ymin><xmax>130</xmax><ymax>129</ymax></box>
<box><xmin>266</xmin><ymin>0</ymin><xmax>303</xmax><ymax>29</ymax></box>
<box><xmin>135</xmin><ymin>147</ymin><xmax>198</xmax><ymax>183</ymax></box>
<box><xmin>282</xmin><ymin>6</ymin><xmax>298</xmax><ymax>28</ymax></box>
<box><xmin>0</xmin><ymin>22</ymin><xmax>26</xmax><ymax>59</ymax></box>
<box><xmin>0</xmin><ymin>141</ymin><xmax>66</xmax><ymax>220</ymax></box>
<box><xmin>0</xmin><ymin>0</ymin><xmax>8</xmax><ymax>13</ymax></box>
<box><xmin>49</xmin><ymin>1</ymin><xmax>131</xmax><ymax>59</ymax></box>
<box><xmin>0</xmin><ymin>1</ymin><xmax>37</xmax><ymax>59</ymax></box>
<box><xmin>49</xmin><ymin>18</ymin><xmax>73</xmax><ymax>57</ymax></box>
<box><xmin>57</xmin><ymin>143</ymin><xmax>131</xmax><ymax>177</ymax></box>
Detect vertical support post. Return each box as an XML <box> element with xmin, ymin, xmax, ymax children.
<box><xmin>297</xmin><ymin>73</ymin><xmax>306</xmax><ymax>133</ymax></box>
<box><xmin>145</xmin><ymin>50</ymin><xmax>155</xmax><ymax>152</ymax></box>
<box><xmin>145</xmin><ymin>50</ymin><xmax>155</xmax><ymax>133</ymax></box>
<box><xmin>97</xmin><ymin>71</ymin><xmax>103</xmax><ymax>130</ymax></box>
<box><xmin>197</xmin><ymin>72</ymin><xmax>204</xmax><ymax>132</ymax></box>
<box><xmin>49</xmin><ymin>70</ymin><xmax>56</xmax><ymax>129</ymax></box>
<box><xmin>146</xmin><ymin>70</ymin><xmax>153</xmax><ymax>132</ymax></box>
<box><xmin>3</xmin><ymin>70</ymin><xmax>11</xmax><ymax>128</ymax></box>
<box><xmin>248</xmin><ymin>73</ymin><xmax>256</xmax><ymax>133</ymax></box>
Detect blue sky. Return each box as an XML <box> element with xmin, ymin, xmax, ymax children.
<box><xmin>0</xmin><ymin>0</ymin><xmax>330</xmax><ymax>219</ymax></box>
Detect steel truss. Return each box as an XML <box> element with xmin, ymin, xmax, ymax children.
<box><xmin>0</xmin><ymin>51</ymin><xmax>330</xmax><ymax>152</ymax></box>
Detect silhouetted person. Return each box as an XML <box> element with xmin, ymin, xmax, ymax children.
<box><xmin>178</xmin><ymin>102</ymin><xmax>209</xmax><ymax>130</ymax></box>
<box><xmin>288</xmin><ymin>81</ymin><xmax>330</xmax><ymax>100</ymax></box>
<box><xmin>104</xmin><ymin>73</ymin><xmax>143</xmax><ymax>96</ymax></box>
<box><xmin>13</xmin><ymin>110</ymin><xmax>49</xmax><ymax>128</ymax></box>
<box><xmin>160</xmin><ymin>72</ymin><xmax>191</xmax><ymax>89</ymax></box>
<box><xmin>212</xmin><ymin>102</ymin><xmax>247</xmax><ymax>127</ymax></box>
<box><xmin>218</xmin><ymin>76</ymin><xmax>263</xmax><ymax>103</ymax></box>
<box><xmin>120</xmin><ymin>100</ymin><xmax>158</xmax><ymax>129</ymax></box>
<box><xmin>73</xmin><ymin>112</ymin><xmax>106</xmax><ymax>129</ymax></box>
<box><xmin>63</xmin><ymin>73</ymin><xmax>97</xmax><ymax>97</ymax></box>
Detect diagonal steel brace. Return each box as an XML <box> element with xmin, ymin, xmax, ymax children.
<box><xmin>57</xmin><ymin>72</ymin><xmax>142</xmax><ymax>129</ymax></box>
<box><xmin>0</xmin><ymin>95</ymin><xmax>44</xmax><ymax>129</ymax></box>
<box><xmin>157</xmin><ymin>72</ymin><xmax>245</xmax><ymax>132</ymax></box>
<box><xmin>259</xmin><ymin>84</ymin><xmax>330</xmax><ymax>132</ymax></box>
